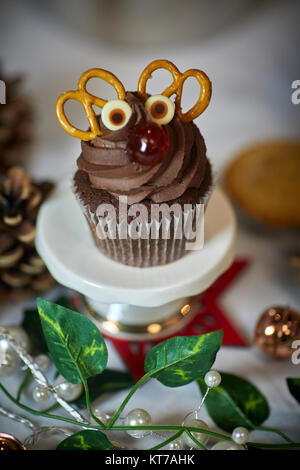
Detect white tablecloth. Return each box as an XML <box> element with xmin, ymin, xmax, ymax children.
<box><xmin>0</xmin><ymin>0</ymin><xmax>299</xmax><ymax>449</ymax></box>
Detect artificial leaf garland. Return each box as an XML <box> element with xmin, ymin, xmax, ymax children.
<box><xmin>0</xmin><ymin>298</ymin><xmax>299</xmax><ymax>450</ymax></box>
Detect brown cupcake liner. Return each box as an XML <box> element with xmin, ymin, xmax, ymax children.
<box><xmin>74</xmin><ymin>187</ymin><xmax>212</xmax><ymax>267</ymax></box>
<box><xmin>92</xmin><ymin>216</ymin><xmax>188</xmax><ymax>267</ymax></box>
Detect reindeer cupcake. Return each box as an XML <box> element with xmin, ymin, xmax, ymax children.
<box><xmin>55</xmin><ymin>60</ymin><xmax>213</xmax><ymax>267</ymax></box>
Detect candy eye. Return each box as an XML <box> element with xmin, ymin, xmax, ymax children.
<box><xmin>101</xmin><ymin>99</ymin><xmax>133</xmax><ymax>131</ymax></box>
<box><xmin>145</xmin><ymin>94</ymin><xmax>175</xmax><ymax>125</ymax></box>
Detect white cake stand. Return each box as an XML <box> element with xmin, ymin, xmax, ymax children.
<box><xmin>35</xmin><ymin>179</ymin><xmax>236</xmax><ymax>341</ymax></box>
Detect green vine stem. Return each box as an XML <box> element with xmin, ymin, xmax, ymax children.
<box><xmin>66</xmin><ymin>342</ymin><xmax>106</xmax><ymax>428</ymax></box>
<box><xmin>254</xmin><ymin>425</ymin><xmax>294</xmax><ymax>444</ymax></box>
<box><xmin>185</xmin><ymin>430</ymin><xmax>207</xmax><ymax>450</ymax></box>
<box><xmin>16</xmin><ymin>369</ymin><xmax>32</xmax><ymax>401</ymax></box>
<box><xmin>1</xmin><ymin>382</ymin><xmax>299</xmax><ymax>450</ymax></box>
<box><xmin>107</xmin><ymin>372</ymin><xmax>152</xmax><ymax>428</ymax></box>
<box><xmin>149</xmin><ymin>430</ymin><xmax>184</xmax><ymax>450</ymax></box>
<box><xmin>80</xmin><ymin>372</ymin><xmax>105</xmax><ymax>427</ymax></box>
<box><xmin>42</xmin><ymin>403</ymin><xmax>60</xmax><ymax>413</ymax></box>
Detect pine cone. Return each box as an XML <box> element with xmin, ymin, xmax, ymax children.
<box><xmin>0</xmin><ymin>65</ymin><xmax>33</xmax><ymax>170</ymax></box>
<box><xmin>0</xmin><ymin>166</ymin><xmax>55</xmax><ymax>301</ymax></box>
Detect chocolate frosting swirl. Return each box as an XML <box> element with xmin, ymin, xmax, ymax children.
<box><xmin>77</xmin><ymin>92</ymin><xmax>210</xmax><ymax>204</ymax></box>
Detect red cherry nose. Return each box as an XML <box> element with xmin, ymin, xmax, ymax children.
<box><xmin>127</xmin><ymin>120</ymin><xmax>169</xmax><ymax>166</ymax></box>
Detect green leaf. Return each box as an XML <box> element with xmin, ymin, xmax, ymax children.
<box><xmin>144</xmin><ymin>330</ymin><xmax>222</xmax><ymax>387</ymax></box>
<box><xmin>36</xmin><ymin>298</ymin><xmax>108</xmax><ymax>384</ymax></box>
<box><xmin>22</xmin><ymin>296</ymin><xmax>75</xmax><ymax>355</ymax></box>
<box><xmin>56</xmin><ymin>430</ymin><xmax>117</xmax><ymax>450</ymax></box>
<box><xmin>22</xmin><ymin>308</ymin><xmax>48</xmax><ymax>354</ymax></box>
<box><xmin>197</xmin><ymin>372</ymin><xmax>270</xmax><ymax>432</ymax></box>
<box><xmin>287</xmin><ymin>378</ymin><xmax>300</xmax><ymax>405</ymax></box>
<box><xmin>71</xmin><ymin>369</ymin><xmax>135</xmax><ymax>409</ymax></box>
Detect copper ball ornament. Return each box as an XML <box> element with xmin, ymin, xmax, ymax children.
<box><xmin>0</xmin><ymin>433</ymin><xmax>26</xmax><ymax>451</ymax></box>
<box><xmin>254</xmin><ymin>306</ymin><xmax>300</xmax><ymax>359</ymax></box>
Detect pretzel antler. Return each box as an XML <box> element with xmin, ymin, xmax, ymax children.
<box><xmin>137</xmin><ymin>59</ymin><xmax>181</xmax><ymax>100</ymax></box>
<box><xmin>55</xmin><ymin>68</ymin><xmax>126</xmax><ymax>141</ymax></box>
<box><xmin>137</xmin><ymin>60</ymin><xmax>212</xmax><ymax>122</ymax></box>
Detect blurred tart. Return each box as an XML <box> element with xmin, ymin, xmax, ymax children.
<box><xmin>224</xmin><ymin>140</ymin><xmax>300</xmax><ymax>227</ymax></box>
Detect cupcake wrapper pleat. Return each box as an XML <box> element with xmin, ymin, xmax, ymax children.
<box><xmin>80</xmin><ymin>199</ymin><xmax>210</xmax><ymax>267</ymax></box>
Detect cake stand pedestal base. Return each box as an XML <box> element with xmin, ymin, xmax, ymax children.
<box><xmin>36</xmin><ymin>179</ymin><xmax>236</xmax><ymax>341</ymax></box>
<box><xmin>82</xmin><ymin>296</ymin><xmax>196</xmax><ymax>341</ymax></box>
